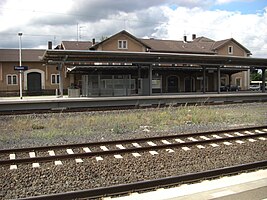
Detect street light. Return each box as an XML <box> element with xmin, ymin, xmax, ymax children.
<box><xmin>18</xmin><ymin>32</ymin><xmax>23</xmax><ymax>99</ymax></box>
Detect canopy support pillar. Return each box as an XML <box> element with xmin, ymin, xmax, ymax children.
<box><xmin>262</xmin><ymin>67</ymin><xmax>266</xmax><ymax>93</ymax></box>
<box><xmin>217</xmin><ymin>66</ymin><xmax>221</xmax><ymax>94</ymax></box>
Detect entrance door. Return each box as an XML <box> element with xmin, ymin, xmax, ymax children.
<box><xmin>185</xmin><ymin>77</ymin><xmax>195</xmax><ymax>92</ymax></box>
<box><xmin>27</xmin><ymin>72</ymin><xmax>42</xmax><ymax>95</ymax></box>
<box><xmin>167</xmin><ymin>76</ymin><xmax>178</xmax><ymax>93</ymax></box>
<box><xmin>185</xmin><ymin>78</ymin><xmax>191</xmax><ymax>92</ymax></box>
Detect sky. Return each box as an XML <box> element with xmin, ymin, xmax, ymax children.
<box><xmin>0</xmin><ymin>0</ymin><xmax>267</xmax><ymax>57</ymax></box>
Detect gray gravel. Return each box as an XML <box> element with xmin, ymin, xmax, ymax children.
<box><xmin>0</xmin><ymin>102</ymin><xmax>267</xmax><ymax>199</ymax></box>
<box><xmin>0</xmin><ymin>140</ymin><xmax>266</xmax><ymax>199</ymax></box>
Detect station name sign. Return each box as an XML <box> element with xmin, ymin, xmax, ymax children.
<box><xmin>14</xmin><ymin>66</ymin><xmax>28</xmax><ymax>71</ymax></box>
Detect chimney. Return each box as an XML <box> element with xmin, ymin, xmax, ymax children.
<box><xmin>183</xmin><ymin>35</ymin><xmax>187</xmax><ymax>42</ymax></box>
<box><xmin>192</xmin><ymin>34</ymin><xmax>196</xmax><ymax>40</ymax></box>
<box><xmin>48</xmin><ymin>41</ymin><xmax>52</xmax><ymax>49</ymax></box>
<box><xmin>92</xmin><ymin>38</ymin><xmax>96</xmax><ymax>45</ymax></box>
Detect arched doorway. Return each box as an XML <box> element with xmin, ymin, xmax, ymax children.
<box><xmin>167</xmin><ymin>76</ymin><xmax>179</xmax><ymax>93</ymax></box>
<box><xmin>27</xmin><ymin>72</ymin><xmax>42</xmax><ymax>95</ymax></box>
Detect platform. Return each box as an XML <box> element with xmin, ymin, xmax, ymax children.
<box><xmin>106</xmin><ymin>169</ymin><xmax>267</xmax><ymax>200</ymax></box>
<box><xmin>0</xmin><ymin>92</ymin><xmax>267</xmax><ymax>113</ymax></box>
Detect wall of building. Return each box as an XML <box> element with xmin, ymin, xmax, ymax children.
<box><xmin>0</xmin><ymin>61</ymin><xmax>70</xmax><ymax>96</ymax></box>
<box><xmin>216</xmin><ymin>41</ymin><xmax>248</xmax><ymax>57</ymax></box>
<box><xmin>97</xmin><ymin>34</ymin><xmax>146</xmax><ymax>52</ymax></box>
<box><xmin>216</xmin><ymin>41</ymin><xmax>249</xmax><ymax>90</ymax></box>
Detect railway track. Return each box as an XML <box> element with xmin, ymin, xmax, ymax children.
<box><xmin>1</xmin><ymin>125</ymin><xmax>267</xmax><ymax>199</ymax></box>
<box><xmin>1</xmin><ymin>125</ymin><xmax>266</xmax><ymax>168</ymax></box>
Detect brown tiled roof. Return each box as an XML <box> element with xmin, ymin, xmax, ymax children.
<box><xmin>90</xmin><ymin>30</ymin><xmax>150</xmax><ymax>50</ymax></box>
<box><xmin>191</xmin><ymin>37</ymin><xmax>216</xmax><ymax>54</ymax></box>
<box><xmin>140</xmin><ymin>38</ymin><xmax>215</xmax><ymax>54</ymax></box>
<box><xmin>57</xmin><ymin>30</ymin><xmax>251</xmax><ymax>56</ymax></box>
<box><xmin>192</xmin><ymin>37</ymin><xmax>214</xmax><ymax>43</ymax></box>
<box><xmin>61</xmin><ymin>41</ymin><xmax>93</xmax><ymax>50</ymax></box>
<box><xmin>0</xmin><ymin>49</ymin><xmax>45</xmax><ymax>62</ymax></box>
<box><xmin>141</xmin><ymin>36</ymin><xmax>251</xmax><ymax>55</ymax></box>
<box><xmin>212</xmin><ymin>39</ymin><xmax>230</xmax><ymax>50</ymax></box>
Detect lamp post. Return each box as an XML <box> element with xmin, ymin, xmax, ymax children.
<box><xmin>18</xmin><ymin>32</ymin><xmax>23</xmax><ymax>99</ymax></box>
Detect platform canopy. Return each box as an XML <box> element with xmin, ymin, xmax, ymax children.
<box><xmin>66</xmin><ymin>65</ymin><xmax>248</xmax><ymax>74</ymax></box>
<box><xmin>41</xmin><ymin>50</ymin><xmax>267</xmax><ymax>67</ymax></box>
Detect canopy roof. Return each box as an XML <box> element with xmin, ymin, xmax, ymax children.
<box><xmin>41</xmin><ymin>50</ymin><xmax>267</xmax><ymax>67</ymax></box>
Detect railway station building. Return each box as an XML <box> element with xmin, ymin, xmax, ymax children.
<box><xmin>0</xmin><ymin>30</ymin><xmax>265</xmax><ymax>97</ymax></box>
<box><xmin>52</xmin><ymin>30</ymin><xmax>253</xmax><ymax>97</ymax></box>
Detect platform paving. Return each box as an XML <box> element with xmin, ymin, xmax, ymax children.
<box><xmin>0</xmin><ymin>92</ymin><xmax>267</xmax><ymax>113</ymax></box>
<box><xmin>107</xmin><ymin>169</ymin><xmax>267</xmax><ymax>200</ymax></box>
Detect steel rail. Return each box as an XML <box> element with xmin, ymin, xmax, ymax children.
<box><xmin>17</xmin><ymin>160</ymin><xmax>267</xmax><ymax>200</ymax></box>
<box><xmin>1</xmin><ymin>125</ymin><xmax>266</xmax><ymax>154</ymax></box>
<box><xmin>1</xmin><ymin>132</ymin><xmax>267</xmax><ymax>166</ymax></box>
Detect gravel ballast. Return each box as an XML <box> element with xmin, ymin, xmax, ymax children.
<box><xmin>0</xmin><ymin>102</ymin><xmax>266</xmax><ymax>199</ymax></box>
<box><xmin>1</xmin><ymin>140</ymin><xmax>266</xmax><ymax>199</ymax></box>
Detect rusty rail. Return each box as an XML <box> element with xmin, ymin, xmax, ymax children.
<box><xmin>17</xmin><ymin>160</ymin><xmax>267</xmax><ymax>200</ymax></box>
<box><xmin>1</xmin><ymin>128</ymin><xmax>267</xmax><ymax>165</ymax></box>
<box><xmin>1</xmin><ymin>125</ymin><xmax>266</xmax><ymax>154</ymax></box>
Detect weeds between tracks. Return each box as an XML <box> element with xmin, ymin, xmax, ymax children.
<box><xmin>0</xmin><ymin>103</ymin><xmax>265</xmax><ymax>142</ymax></box>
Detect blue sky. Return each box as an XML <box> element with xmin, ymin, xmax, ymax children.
<box><xmin>211</xmin><ymin>0</ymin><xmax>267</xmax><ymax>14</ymax></box>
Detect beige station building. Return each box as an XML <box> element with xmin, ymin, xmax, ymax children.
<box><xmin>0</xmin><ymin>30</ymin><xmax>253</xmax><ymax>97</ymax></box>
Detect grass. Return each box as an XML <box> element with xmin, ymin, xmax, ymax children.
<box><xmin>0</xmin><ymin>103</ymin><xmax>266</xmax><ymax>141</ymax></box>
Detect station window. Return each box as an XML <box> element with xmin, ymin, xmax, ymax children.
<box><xmin>228</xmin><ymin>46</ymin><xmax>233</xmax><ymax>54</ymax></box>
<box><xmin>51</xmin><ymin>74</ymin><xmax>60</xmax><ymax>84</ymax></box>
<box><xmin>152</xmin><ymin>74</ymin><xmax>162</xmax><ymax>89</ymax></box>
<box><xmin>6</xmin><ymin>74</ymin><xmax>18</xmax><ymax>85</ymax></box>
<box><xmin>118</xmin><ymin>40</ymin><xmax>127</xmax><ymax>49</ymax></box>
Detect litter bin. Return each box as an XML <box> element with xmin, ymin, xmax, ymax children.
<box><xmin>68</xmin><ymin>88</ymin><xmax>80</xmax><ymax>97</ymax></box>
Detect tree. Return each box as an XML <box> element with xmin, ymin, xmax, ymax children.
<box><xmin>250</xmin><ymin>70</ymin><xmax>262</xmax><ymax>81</ymax></box>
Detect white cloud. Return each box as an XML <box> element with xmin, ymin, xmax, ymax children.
<box><xmin>158</xmin><ymin>6</ymin><xmax>267</xmax><ymax>57</ymax></box>
<box><xmin>0</xmin><ymin>0</ymin><xmax>73</xmax><ymax>32</ymax></box>
<box><xmin>0</xmin><ymin>0</ymin><xmax>266</xmax><ymax>58</ymax></box>
<box><xmin>215</xmin><ymin>0</ymin><xmax>253</xmax><ymax>5</ymax></box>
